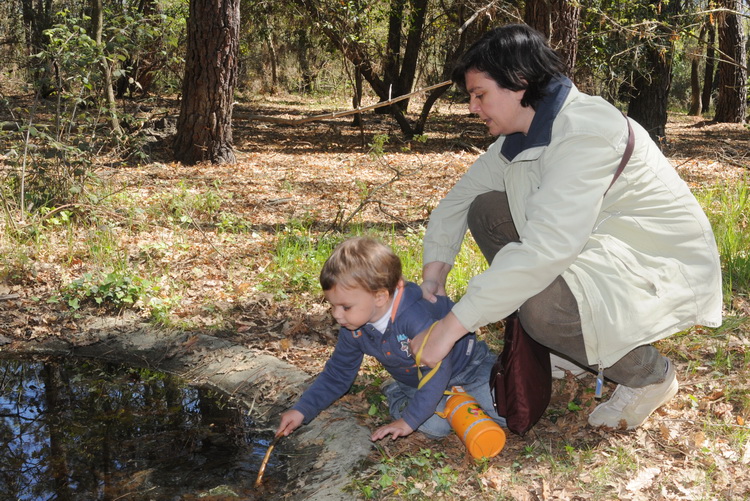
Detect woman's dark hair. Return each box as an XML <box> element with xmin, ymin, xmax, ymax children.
<box><xmin>452</xmin><ymin>24</ymin><xmax>565</xmax><ymax>109</ymax></box>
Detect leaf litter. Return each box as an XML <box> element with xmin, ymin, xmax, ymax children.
<box><xmin>1</xmin><ymin>97</ymin><xmax>749</xmax><ymax>499</ymax></box>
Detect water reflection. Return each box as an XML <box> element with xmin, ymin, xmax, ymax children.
<box><xmin>0</xmin><ymin>356</ymin><xmax>285</xmax><ymax>500</ymax></box>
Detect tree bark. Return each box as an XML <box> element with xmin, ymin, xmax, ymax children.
<box><xmin>714</xmin><ymin>0</ymin><xmax>747</xmax><ymax>123</ymax></box>
<box><xmin>627</xmin><ymin>0</ymin><xmax>681</xmax><ymax>144</ymax></box>
<box><xmin>174</xmin><ymin>0</ymin><xmax>240</xmax><ymax>165</ymax></box>
<box><xmin>296</xmin><ymin>28</ymin><xmax>315</xmax><ymax>93</ymax></box>
<box><xmin>688</xmin><ymin>25</ymin><xmax>704</xmax><ymax>116</ymax></box>
<box><xmin>396</xmin><ymin>0</ymin><xmax>428</xmax><ymax>110</ymax></box>
<box><xmin>701</xmin><ymin>20</ymin><xmax>716</xmax><ymax>114</ymax></box>
<box><xmin>688</xmin><ymin>53</ymin><xmax>702</xmax><ymax>116</ymax></box>
<box><xmin>524</xmin><ymin>0</ymin><xmax>580</xmax><ymax>76</ymax></box>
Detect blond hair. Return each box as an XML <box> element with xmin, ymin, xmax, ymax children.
<box><xmin>320</xmin><ymin>237</ymin><xmax>402</xmax><ymax>294</ymax></box>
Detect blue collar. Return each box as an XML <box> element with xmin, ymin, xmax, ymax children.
<box><xmin>500</xmin><ymin>75</ymin><xmax>573</xmax><ymax>161</ymax></box>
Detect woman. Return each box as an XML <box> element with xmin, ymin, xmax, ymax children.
<box><xmin>413</xmin><ymin>24</ymin><xmax>722</xmax><ymax>430</ymax></box>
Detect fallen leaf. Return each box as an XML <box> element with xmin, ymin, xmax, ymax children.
<box><xmin>626</xmin><ymin>467</ymin><xmax>660</xmax><ymax>494</ymax></box>
<box><xmin>692</xmin><ymin>431</ymin><xmax>706</xmax><ymax>448</ymax></box>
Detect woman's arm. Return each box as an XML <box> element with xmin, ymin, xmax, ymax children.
<box><xmin>410</xmin><ymin>311</ymin><xmax>469</xmax><ymax>367</ymax></box>
<box><xmin>420</xmin><ymin>261</ymin><xmax>452</xmax><ymax>303</ymax></box>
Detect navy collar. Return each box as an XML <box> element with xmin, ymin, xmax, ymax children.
<box><xmin>500</xmin><ymin>75</ymin><xmax>573</xmax><ymax>161</ymax></box>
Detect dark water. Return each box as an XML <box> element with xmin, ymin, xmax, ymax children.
<box><xmin>0</xmin><ymin>356</ymin><xmax>287</xmax><ymax>500</ymax></box>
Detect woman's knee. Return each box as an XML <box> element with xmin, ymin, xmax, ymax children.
<box><xmin>467</xmin><ymin>191</ymin><xmax>518</xmax><ymax>261</ymax></box>
<box><xmin>519</xmin><ymin>276</ymin><xmax>585</xmax><ymax>357</ymax></box>
<box><xmin>467</xmin><ymin>191</ymin><xmax>512</xmax><ymax>233</ymax></box>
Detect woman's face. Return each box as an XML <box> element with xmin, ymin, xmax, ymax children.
<box><xmin>465</xmin><ymin>69</ymin><xmax>533</xmax><ymax>136</ymax></box>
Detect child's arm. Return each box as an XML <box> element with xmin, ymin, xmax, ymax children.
<box><xmin>370</xmin><ymin>418</ymin><xmax>413</xmax><ymax>441</ymax></box>
<box><xmin>276</xmin><ymin>409</ymin><xmax>304</xmax><ymax>436</ymax></box>
<box><xmin>280</xmin><ymin>329</ymin><xmax>364</xmax><ymax>433</ymax></box>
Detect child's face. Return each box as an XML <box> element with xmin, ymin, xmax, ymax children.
<box><xmin>324</xmin><ymin>284</ymin><xmax>390</xmax><ymax>331</ymax></box>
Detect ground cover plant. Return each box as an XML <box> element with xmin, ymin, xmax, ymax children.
<box><xmin>1</xmin><ymin>93</ymin><xmax>749</xmax><ymax>500</ymax></box>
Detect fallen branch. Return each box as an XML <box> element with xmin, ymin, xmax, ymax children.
<box><xmin>240</xmin><ymin>80</ymin><xmax>452</xmax><ymax>125</ymax></box>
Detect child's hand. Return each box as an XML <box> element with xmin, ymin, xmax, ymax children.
<box><xmin>276</xmin><ymin>409</ymin><xmax>304</xmax><ymax>437</ymax></box>
<box><xmin>370</xmin><ymin>418</ymin><xmax>414</xmax><ymax>441</ymax></box>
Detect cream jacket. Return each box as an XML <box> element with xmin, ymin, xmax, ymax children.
<box><xmin>423</xmin><ymin>84</ymin><xmax>723</xmax><ymax>368</ymax></box>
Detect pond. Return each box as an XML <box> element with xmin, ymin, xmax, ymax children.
<box><xmin>0</xmin><ymin>355</ymin><xmax>288</xmax><ymax>500</ymax></box>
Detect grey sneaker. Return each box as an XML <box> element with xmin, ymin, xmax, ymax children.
<box><xmin>588</xmin><ymin>361</ymin><xmax>678</xmax><ymax>430</ymax></box>
<box><xmin>550</xmin><ymin>354</ymin><xmax>588</xmax><ymax>379</ymax></box>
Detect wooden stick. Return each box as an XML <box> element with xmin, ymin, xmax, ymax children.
<box><xmin>240</xmin><ymin>80</ymin><xmax>453</xmax><ymax>125</ymax></box>
<box><xmin>254</xmin><ymin>435</ymin><xmax>281</xmax><ymax>487</ymax></box>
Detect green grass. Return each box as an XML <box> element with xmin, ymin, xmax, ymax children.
<box><xmin>694</xmin><ymin>177</ymin><xmax>750</xmax><ymax>304</ymax></box>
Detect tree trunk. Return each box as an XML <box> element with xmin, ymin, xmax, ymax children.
<box><xmin>91</xmin><ymin>0</ymin><xmax>123</xmax><ymax>137</ymax></box>
<box><xmin>383</xmin><ymin>0</ymin><xmax>405</xmax><ymax>100</ymax></box>
<box><xmin>524</xmin><ymin>0</ymin><xmax>579</xmax><ymax>77</ymax></box>
<box><xmin>714</xmin><ymin>0</ymin><xmax>747</xmax><ymax>123</ymax></box>
<box><xmin>688</xmin><ymin>53</ymin><xmax>702</xmax><ymax>116</ymax></box>
<box><xmin>524</xmin><ymin>0</ymin><xmax>551</xmax><ymax>38</ymax></box>
<box><xmin>550</xmin><ymin>0</ymin><xmax>580</xmax><ymax>76</ymax></box>
<box><xmin>701</xmin><ymin>20</ymin><xmax>716</xmax><ymax>114</ymax></box>
<box><xmin>297</xmin><ymin>28</ymin><xmax>315</xmax><ymax>93</ymax></box>
<box><xmin>395</xmin><ymin>0</ymin><xmax>428</xmax><ymax>111</ymax></box>
<box><xmin>352</xmin><ymin>66</ymin><xmax>363</xmax><ymax>127</ymax></box>
<box><xmin>688</xmin><ymin>25</ymin><xmax>704</xmax><ymax>116</ymax></box>
<box><xmin>265</xmin><ymin>30</ymin><xmax>278</xmax><ymax>92</ymax></box>
<box><xmin>174</xmin><ymin>0</ymin><xmax>240</xmax><ymax>165</ymax></box>
<box><xmin>627</xmin><ymin>0</ymin><xmax>680</xmax><ymax>144</ymax></box>
<box><xmin>627</xmin><ymin>50</ymin><xmax>672</xmax><ymax>143</ymax></box>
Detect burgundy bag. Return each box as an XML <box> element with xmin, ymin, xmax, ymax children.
<box><xmin>490</xmin><ymin>313</ymin><xmax>551</xmax><ymax>435</ymax></box>
<box><xmin>490</xmin><ymin>115</ymin><xmax>635</xmax><ymax>436</ymax></box>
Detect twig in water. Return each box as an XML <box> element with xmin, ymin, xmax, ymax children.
<box><xmin>255</xmin><ymin>434</ymin><xmax>281</xmax><ymax>487</ymax></box>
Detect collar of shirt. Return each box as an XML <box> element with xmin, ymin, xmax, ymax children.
<box><xmin>369</xmin><ymin>289</ymin><xmax>397</xmax><ymax>334</ymax></box>
<box><xmin>501</xmin><ymin>75</ymin><xmax>573</xmax><ymax>162</ymax></box>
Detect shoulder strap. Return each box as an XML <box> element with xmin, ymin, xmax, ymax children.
<box><xmin>604</xmin><ymin>115</ymin><xmax>634</xmax><ymax>197</ymax></box>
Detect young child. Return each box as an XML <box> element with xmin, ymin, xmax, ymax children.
<box><xmin>276</xmin><ymin>237</ymin><xmax>505</xmax><ymax>441</ymax></box>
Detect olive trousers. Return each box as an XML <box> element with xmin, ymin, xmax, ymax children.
<box><xmin>467</xmin><ymin>191</ymin><xmax>668</xmax><ymax>387</ymax></box>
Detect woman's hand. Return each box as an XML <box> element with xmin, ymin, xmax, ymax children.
<box><xmin>410</xmin><ymin>313</ymin><xmax>469</xmax><ymax>367</ymax></box>
<box><xmin>276</xmin><ymin>409</ymin><xmax>304</xmax><ymax>437</ymax></box>
<box><xmin>371</xmin><ymin>418</ymin><xmax>414</xmax><ymax>441</ymax></box>
<box><xmin>421</xmin><ymin>261</ymin><xmax>451</xmax><ymax>303</ymax></box>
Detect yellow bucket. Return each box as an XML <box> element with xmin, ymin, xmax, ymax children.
<box><xmin>439</xmin><ymin>386</ymin><xmax>506</xmax><ymax>459</ymax></box>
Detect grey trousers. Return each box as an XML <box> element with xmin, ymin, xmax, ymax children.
<box><xmin>467</xmin><ymin>191</ymin><xmax>667</xmax><ymax>388</ymax></box>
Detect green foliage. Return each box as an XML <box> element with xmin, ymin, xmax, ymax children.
<box><xmin>60</xmin><ymin>270</ymin><xmax>155</xmax><ymax>311</ymax></box>
<box><xmin>694</xmin><ymin>178</ymin><xmax>750</xmax><ymax>302</ymax></box>
<box><xmin>349</xmin><ymin>448</ymin><xmax>459</xmax><ymax>499</ymax></box>
<box><xmin>576</xmin><ymin>2</ymin><xmax>686</xmax><ymax>104</ymax></box>
<box><xmin>368</xmin><ymin>134</ymin><xmax>390</xmax><ymax>157</ymax></box>
<box><xmin>258</xmin><ymin>222</ymin><xmax>342</xmax><ymax>299</ymax></box>
<box><xmin>150</xmin><ymin>181</ymin><xmax>224</xmax><ymax>226</ymax></box>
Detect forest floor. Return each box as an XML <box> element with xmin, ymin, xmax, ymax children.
<box><xmin>1</xmin><ymin>92</ymin><xmax>750</xmax><ymax>500</ymax></box>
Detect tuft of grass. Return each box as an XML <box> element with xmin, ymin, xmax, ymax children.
<box><xmin>348</xmin><ymin>448</ymin><xmax>460</xmax><ymax>499</ymax></box>
<box><xmin>694</xmin><ymin>177</ymin><xmax>750</xmax><ymax>303</ymax></box>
